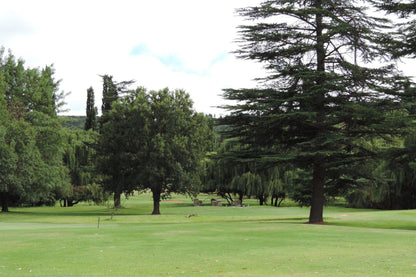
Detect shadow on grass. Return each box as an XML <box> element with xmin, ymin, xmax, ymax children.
<box><xmin>328</xmin><ymin>221</ymin><xmax>416</xmax><ymax>231</ymax></box>
<box><xmin>6</xmin><ymin>210</ymin><xmax>115</xmax><ymax>217</ymax></box>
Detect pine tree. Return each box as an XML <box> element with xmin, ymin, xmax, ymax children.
<box><xmin>376</xmin><ymin>0</ymin><xmax>416</xmax><ymax>58</ymax></box>
<box><xmin>222</xmin><ymin>0</ymin><xmax>410</xmax><ymax>223</ymax></box>
<box><xmin>99</xmin><ymin>75</ymin><xmax>134</xmax><ymax>131</ymax></box>
<box><xmin>99</xmin><ymin>75</ymin><xmax>117</xmax><ymax>130</ymax></box>
<box><xmin>84</xmin><ymin>87</ymin><xmax>97</xmax><ymax>131</ymax></box>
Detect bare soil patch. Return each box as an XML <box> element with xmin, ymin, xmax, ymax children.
<box><xmin>162</xmin><ymin>200</ymin><xmax>184</xmax><ymax>203</ymax></box>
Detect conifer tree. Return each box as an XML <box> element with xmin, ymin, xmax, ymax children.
<box><xmin>376</xmin><ymin>0</ymin><xmax>416</xmax><ymax>58</ymax></box>
<box><xmin>222</xmin><ymin>0</ymin><xmax>410</xmax><ymax>223</ymax></box>
<box><xmin>99</xmin><ymin>75</ymin><xmax>117</xmax><ymax>130</ymax></box>
<box><xmin>84</xmin><ymin>87</ymin><xmax>97</xmax><ymax>131</ymax></box>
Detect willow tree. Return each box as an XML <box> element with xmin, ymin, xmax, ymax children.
<box><xmin>222</xmin><ymin>0</ymin><xmax>409</xmax><ymax>223</ymax></box>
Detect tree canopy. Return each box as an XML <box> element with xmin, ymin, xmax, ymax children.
<box><xmin>98</xmin><ymin>87</ymin><xmax>213</xmax><ymax>214</ymax></box>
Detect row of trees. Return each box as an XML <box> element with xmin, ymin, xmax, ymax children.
<box><xmin>0</xmin><ymin>43</ymin><xmax>215</xmax><ymax>214</ymax></box>
<box><xmin>0</xmin><ymin>47</ymin><xmax>213</xmax><ymax>215</ymax></box>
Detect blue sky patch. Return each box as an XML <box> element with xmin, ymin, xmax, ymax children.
<box><xmin>158</xmin><ymin>54</ymin><xmax>184</xmax><ymax>70</ymax></box>
<box><xmin>130</xmin><ymin>44</ymin><xmax>229</xmax><ymax>76</ymax></box>
<box><xmin>130</xmin><ymin>43</ymin><xmax>150</xmax><ymax>56</ymax></box>
<box><xmin>210</xmin><ymin>52</ymin><xmax>229</xmax><ymax>67</ymax></box>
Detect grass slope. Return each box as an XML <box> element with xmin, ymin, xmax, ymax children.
<box><xmin>1</xmin><ymin>195</ymin><xmax>416</xmax><ymax>276</ymax></box>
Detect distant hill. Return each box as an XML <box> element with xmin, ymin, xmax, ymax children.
<box><xmin>60</xmin><ymin>116</ymin><xmax>86</xmax><ymax>130</ymax></box>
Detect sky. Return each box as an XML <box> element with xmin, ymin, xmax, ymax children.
<box><xmin>1</xmin><ymin>0</ymin><xmax>265</xmax><ymax>116</ymax></box>
<box><xmin>1</xmin><ymin>0</ymin><xmax>415</xmax><ymax>116</ymax></box>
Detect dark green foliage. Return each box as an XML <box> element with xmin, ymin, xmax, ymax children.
<box><xmin>375</xmin><ymin>0</ymin><xmax>416</xmax><ymax>58</ymax></box>
<box><xmin>100</xmin><ymin>75</ymin><xmax>117</xmax><ymax>128</ymax></box>
<box><xmin>61</xmin><ymin>116</ymin><xmax>86</xmax><ymax>130</ymax></box>
<box><xmin>84</xmin><ymin>87</ymin><xmax>97</xmax><ymax>131</ymax></box>
<box><xmin>221</xmin><ymin>0</ymin><xmax>410</xmax><ymax>223</ymax></box>
<box><xmin>97</xmin><ymin>87</ymin><xmax>213</xmax><ymax>214</ymax></box>
<box><xmin>97</xmin><ymin>75</ymin><xmax>135</xmax><ymax>206</ymax></box>
<box><xmin>99</xmin><ymin>75</ymin><xmax>134</xmax><ymax>131</ymax></box>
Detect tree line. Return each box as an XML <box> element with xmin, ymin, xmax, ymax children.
<box><xmin>1</xmin><ymin>0</ymin><xmax>416</xmax><ymax>223</ymax></box>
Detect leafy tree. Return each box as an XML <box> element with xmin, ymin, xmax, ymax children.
<box><xmin>96</xmin><ymin>100</ymin><xmax>135</xmax><ymax>208</ymax></box>
<box><xmin>98</xmin><ymin>87</ymin><xmax>212</xmax><ymax>214</ymax></box>
<box><xmin>84</xmin><ymin>87</ymin><xmax>97</xmax><ymax>131</ymax></box>
<box><xmin>221</xmin><ymin>0</ymin><xmax>409</xmax><ymax>223</ymax></box>
<box><xmin>0</xmin><ymin>120</ymin><xmax>45</xmax><ymax>211</ymax></box>
<box><xmin>0</xmin><ymin>48</ymin><xmax>68</xmax><ymax>210</ymax></box>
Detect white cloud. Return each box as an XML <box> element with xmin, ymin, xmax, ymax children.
<box><xmin>1</xmin><ymin>0</ymin><xmax>265</xmax><ymax>116</ymax></box>
<box><xmin>3</xmin><ymin>0</ymin><xmax>414</xmax><ymax>116</ymax></box>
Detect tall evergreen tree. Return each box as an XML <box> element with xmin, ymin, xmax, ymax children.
<box><xmin>99</xmin><ymin>75</ymin><xmax>134</xmax><ymax>131</ymax></box>
<box><xmin>84</xmin><ymin>87</ymin><xmax>97</xmax><ymax>131</ymax></box>
<box><xmin>222</xmin><ymin>0</ymin><xmax>410</xmax><ymax>223</ymax></box>
<box><xmin>376</xmin><ymin>0</ymin><xmax>416</xmax><ymax>58</ymax></box>
<box><xmin>100</xmin><ymin>75</ymin><xmax>117</xmax><ymax>130</ymax></box>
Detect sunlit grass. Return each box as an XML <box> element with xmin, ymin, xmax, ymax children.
<box><xmin>1</xmin><ymin>194</ymin><xmax>416</xmax><ymax>276</ymax></box>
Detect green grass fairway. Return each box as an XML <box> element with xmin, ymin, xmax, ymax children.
<box><xmin>1</xmin><ymin>195</ymin><xmax>416</xmax><ymax>276</ymax></box>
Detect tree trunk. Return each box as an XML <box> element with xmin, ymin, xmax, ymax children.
<box><xmin>238</xmin><ymin>192</ymin><xmax>244</xmax><ymax>205</ymax></box>
<box><xmin>67</xmin><ymin>199</ymin><xmax>80</xmax><ymax>207</ymax></box>
<box><xmin>1</xmin><ymin>191</ymin><xmax>9</xmax><ymax>212</ymax></box>
<box><xmin>151</xmin><ymin>186</ymin><xmax>162</xmax><ymax>215</ymax></box>
<box><xmin>309</xmin><ymin>160</ymin><xmax>325</xmax><ymax>224</ymax></box>
<box><xmin>114</xmin><ymin>191</ymin><xmax>121</xmax><ymax>208</ymax></box>
<box><xmin>308</xmin><ymin>0</ymin><xmax>326</xmax><ymax>224</ymax></box>
<box><xmin>259</xmin><ymin>196</ymin><xmax>264</xmax><ymax>206</ymax></box>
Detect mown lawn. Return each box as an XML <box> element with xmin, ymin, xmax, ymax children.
<box><xmin>1</xmin><ymin>194</ymin><xmax>416</xmax><ymax>276</ymax></box>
